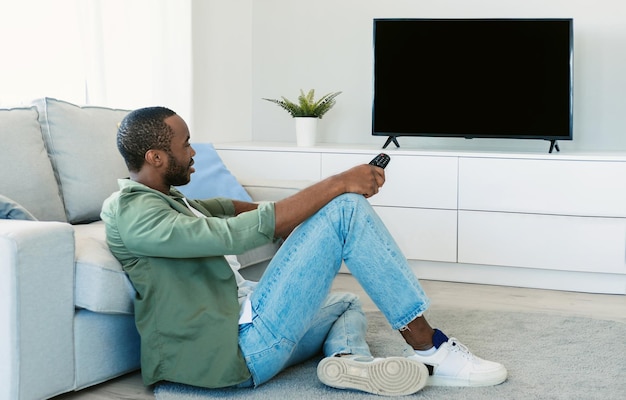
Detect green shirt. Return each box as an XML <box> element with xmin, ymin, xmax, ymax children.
<box><xmin>100</xmin><ymin>179</ymin><xmax>276</xmax><ymax>388</ymax></box>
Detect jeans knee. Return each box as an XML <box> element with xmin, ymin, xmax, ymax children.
<box><xmin>334</xmin><ymin>192</ymin><xmax>369</xmax><ymax>206</ymax></box>
<box><xmin>327</xmin><ymin>291</ymin><xmax>363</xmax><ymax>311</ymax></box>
<box><xmin>346</xmin><ymin>292</ymin><xmax>362</xmax><ymax>309</ymax></box>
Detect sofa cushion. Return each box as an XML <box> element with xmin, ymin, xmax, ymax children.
<box><xmin>33</xmin><ymin>98</ymin><xmax>130</xmax><ymax>224</ymax></box>
<box><xmin>236</xmin><ymin>241</ymin><xmax>281</xmax><ymax>268</ymax></box>
<box><xmin>0</xmin><ymin>107</ymin><xmax>67</xmax><ymax>222</ymax></box>
<box><xmin>74</xmin><ymin>221</ymin><xmax>136</xmax><ymax>315</ymax></box>
<box><xmin>175</xmin><ymin>143</ymin><xmax>253</xmax><ymax>201</ymax></box>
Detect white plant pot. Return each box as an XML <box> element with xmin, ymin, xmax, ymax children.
<box><xmin>295</xmin><ymin>117</ymin><xmax>318</xmax><ymax>147</ymax></box>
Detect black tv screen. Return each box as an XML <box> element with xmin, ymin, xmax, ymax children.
<box><xmin>372</xmin><ymin>18</ymin><xmax>573</xmax><ymax>149</ymax></box>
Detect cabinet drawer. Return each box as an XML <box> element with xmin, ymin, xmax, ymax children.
<box><xmin>459</xmin><ymin>158</ymin><xmax>626</xmax><ymax>217</ymax></box>
<box><xmin>217</xmin><ymin>150</ymin><xmax>321</xmax><ymax>181</ymax></box>
<box><xmin>458</xmin><ymin>210</ymin><xmax>626</xmax><ymax>274</ymax></box>
<box><xmin>375</xmin><ymin>207</ymin><xmax>457</xmax><ymax>263</ymax></box>
<box><xmin>322</xmin><ymin>153</ymin><xmax>458</xmax><ymax>209</ymax></box>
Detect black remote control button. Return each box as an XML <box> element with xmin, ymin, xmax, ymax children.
<box><xmin>369</xmin><ymin>153</ymin><xmax>390</xmax><ymax>169</ymax></box>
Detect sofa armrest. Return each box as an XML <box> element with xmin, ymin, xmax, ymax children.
<box><xmin>241</xmin><ymin>178</ymin><xmax>314</xmax><ymax>202</ymax></box>
<box><xmin>0</xmin><ymin>220</ymin><xmax>75</xmax><ymax>400</ymax></box>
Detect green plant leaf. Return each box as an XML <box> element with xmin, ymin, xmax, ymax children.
<box><xmin>263</xmin><ymin>89</ymin><xmax>342</xmax><ymax>118</ymax></box>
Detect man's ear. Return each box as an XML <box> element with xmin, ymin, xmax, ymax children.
<box><xmin>145</xmin><ymin>149</ymin><xmax>165</xmax><ymax>167</ymax></box>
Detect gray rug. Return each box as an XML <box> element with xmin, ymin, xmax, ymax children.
<box><xmin>154</xmin><ymin>309</ymin><xmax>626</xmax><ymax>399</ymax></box>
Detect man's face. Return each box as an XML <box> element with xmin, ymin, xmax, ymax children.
<box><xmin>163</xmin><ymin>115</ymin><xmax>196</xmax><ymax>187</ymax></box>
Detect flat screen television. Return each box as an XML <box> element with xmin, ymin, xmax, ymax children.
<box><xmin>372</xmin><ymin>18</ymin><xmax>573</xmax><ymax>152</ymax></box>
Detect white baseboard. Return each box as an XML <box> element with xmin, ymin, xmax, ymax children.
<box><xmin>408</xmin><ymin>260</ymin><xmax>626</xmax><ymax>295</ymax></box>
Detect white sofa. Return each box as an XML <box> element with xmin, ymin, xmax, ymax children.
<box><xmin>0</xmin><ymin>98</ymin><xmax>302</xmax><ymax>400</ymax></box>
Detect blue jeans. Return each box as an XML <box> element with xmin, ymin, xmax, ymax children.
<box><xmin>238</xmin><ymin>193</ymin><xmax>430</xmax><ymax>386</ymax></box>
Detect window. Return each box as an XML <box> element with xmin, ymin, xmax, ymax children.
<box><xmin>0</xmin><ymin>0</ymin><xmax>192</xmax><ymax>119</ymax></box>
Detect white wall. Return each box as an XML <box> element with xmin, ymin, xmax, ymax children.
<box><xmin>0</xmin><ymin>0</ymin><xmax>193</xmax><ymax>122</ymax></box>
<box><xmin>192</xmin><ymin>0</ymin><xmax>626</xmax><ymax>152</ymax></box>
<box><xmin>191</xmin><ymin>0</ymin><xmax>253</xmax><ymax>142</ymax></box>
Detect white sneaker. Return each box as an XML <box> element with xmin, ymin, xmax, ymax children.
<box><xmin>317</xmin><ymin>354</ymin><xmax>428</xmax><ymax>396</ymax></box>
<box><xmin>407</xmin><ymin>337</ymin><xmax>507</xmax><ymax>387</ymax></box>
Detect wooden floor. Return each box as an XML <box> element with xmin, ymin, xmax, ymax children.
<box><xmin>53</xmin><ymin>275</ymin><xmax>626</xmax><ymax>400</ymax></box>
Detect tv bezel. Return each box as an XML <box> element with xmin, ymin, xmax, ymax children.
<box><xmin>372</xmin><ymin>18</ymin><xmax>574</xmax><ymax>147</ymax></box>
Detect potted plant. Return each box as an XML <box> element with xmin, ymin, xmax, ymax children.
<box><xmin>263</xmin><ymin>89</ymin><xmax>342</xmax><ymax>146</ymax></box>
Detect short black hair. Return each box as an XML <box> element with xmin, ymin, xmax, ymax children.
<box><xmin>117</xmin><ymin>107</ymin><xmax>177</xmax><ymax>172</ymax></box>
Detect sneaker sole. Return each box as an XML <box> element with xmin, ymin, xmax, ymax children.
<box><xmin>427</xmin><ymin>368</ymin><xmax>508</xmax><ymax>387</ymax></box>
<box><xmin>317</xmin><ymin>356</ymin><xmax>428</xmax><ymax>396</ymax></box>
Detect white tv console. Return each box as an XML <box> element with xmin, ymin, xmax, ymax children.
<box><xmin>215</xmin><ymin>142</ymin><xmax>626</xmax><ymax>295</ymax></box>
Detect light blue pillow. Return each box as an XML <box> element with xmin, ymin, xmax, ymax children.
<box><xmin>176</xmin><ymin>143</ymin><xmax>252</xmax><ymax>201</ymax></box>
<box><xmin>0</xmin><ymin>194</ymin><xmax>37</xmax><ymax>220</ymax></box>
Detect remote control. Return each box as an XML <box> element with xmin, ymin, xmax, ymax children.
<box><xmin>369</xmin><ymin>153</ymin><xmax>390</xmax><ymax>169</ymax></box>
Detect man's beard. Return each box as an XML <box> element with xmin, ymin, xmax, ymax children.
<box><xmin>165</xmin><ymin>152</ymin><xmax>193</xmax><ymax>187</ymax></box>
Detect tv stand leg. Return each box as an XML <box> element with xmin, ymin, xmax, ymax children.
<box><xmin>548</xmin><ymin>140</ymin><xmax>560</xmax><ymax>154</ymax></box>
<box><xmin>383</xmin><ymin>136</ymin><xmax>400</xmax><ymax>149</ymax></box>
